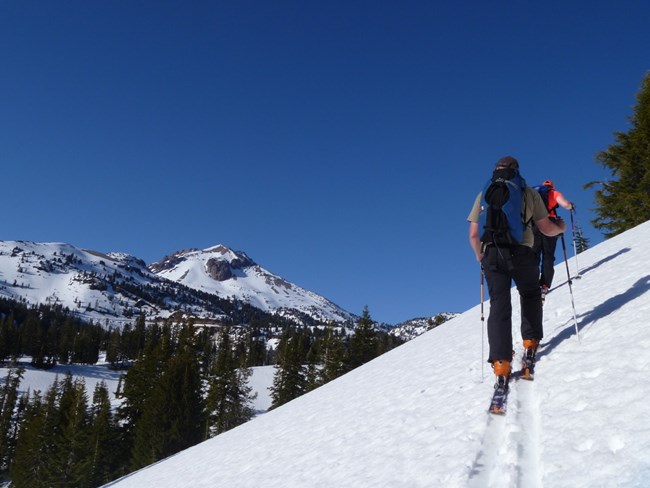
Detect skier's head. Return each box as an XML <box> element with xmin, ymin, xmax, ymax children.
<box><xmin>495</xmin><ymin>156</ymin><xmax>519</xmax><ymax>169</ymax></box>
<box><xmin>543</xmin><ymin>179</ymin><xmax>555</xmax><ymax>188</ymax></box>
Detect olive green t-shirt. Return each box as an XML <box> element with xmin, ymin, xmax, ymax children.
<box><xmin>467</xmin><ymin>187</ymin><xmax>548</xmax><ymax>248</ymax></box>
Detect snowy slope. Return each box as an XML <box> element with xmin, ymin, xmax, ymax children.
<box><xmin>0</xmin><ymin>241</ymin><xmax>355</xmax><ymax>326</ymax></box>
<box><xmin>104</xmin><ymin>221</ymin><xmax>650</xmax><ymax>488</ymax></box>
<box><xmin>149</xmin><ymin>244</ymin><xmax>355</xmax><ymax>323</ymax></box>
<box><xmin>0</xmin><ymin>241</ymin><xmax>180</xmax><ymax>326</ymax></box>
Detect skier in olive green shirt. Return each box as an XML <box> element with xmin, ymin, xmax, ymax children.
<box><xmin>467</xmin><ymin>156</ymin><xmax>566</xmax><ymax>384</ymax></box>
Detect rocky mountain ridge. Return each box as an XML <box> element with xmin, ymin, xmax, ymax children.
<box><xmin>0</xmin><ymin>240</ymin><xmax>354</xmax><ymax>328</ymax></box>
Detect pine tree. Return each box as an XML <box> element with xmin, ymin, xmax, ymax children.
<box><xmin>319</xmin><ymin>327</ymin><xmax>347</xmax><ymax>385</ymax></box>
<box><xmin>586</xmin><ymin>72</ymin><xmax>650</xmax><ymax>237</ymax></box>
<box><xmin>204</xmin><ymin>329</ymin><xmax>256</xmax><ymax>437</ymax></box>
<box><xmin>269</xmin><ymin>328</ymin><xmax>308</xmax><ymax>409</ymax></box>
<box><xmin>129</xmin><ymin>325</ymin><xmax>204</xmax><ymax>470</ymax></box>
<box><xmin>0</xmin><ymin>368</ymin><xmax>24</xmax><ymax>472</ymax></box>
<box><xmin>87</xmin><ymin>382</ymin><xmax>121</xmax><ymax>486</ymax></box>
<box><xmin>51</xmin><ymin>374</ymin><xmax>92</xmax><ymax>487</ymax></box>
<box><xmin>10</xmin><ymin>383</ymin><xmax>58</xmax><ymax>487</ymax></box>
<box><xmin>115</xmin><ymin>322</ymin><xmax>171</xmax><ymax>458</ymax></box>
<box><xmin>0</xmin><ymin>313</ymin><xmax>18</xmax><ymax>362</ymax></box>
<box><xmin>346</xmin><ymin>306</ymin><xmax>377</xmax><ymax>370</ymax></box>
<box><xmin>58</xmin><ymin>317</ymin><xmax>76</xmax><ymax>364</ymax></box>
<box><xmin>574</xmin><ymin>224</ymin><xmax>590</xmax><ymax>254</ymax></box>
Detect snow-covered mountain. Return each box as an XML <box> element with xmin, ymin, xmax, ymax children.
<box><xmin>149</xmin><ymin>244</ymin><xmax>355</xmax><ymax>323</ymax></box>
<box><xmin>104</xmin><ymin>221</ymin><xmax>650</xmax><ymax>488</ymax></box>
<box><xmin>0</xmin><ymin>241</ymin><xmax>354</xmax><ymax>327</ymax></box>
<box><xmin>389</xmin><ymin>312</ymin><xmax>459</xmax><ymax>341</ymax></box>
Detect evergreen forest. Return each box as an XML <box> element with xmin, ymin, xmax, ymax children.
<box><xmin>0</xmin><ymin>298</ymin><xmax>403</xmax><ymax>487</ymax></box>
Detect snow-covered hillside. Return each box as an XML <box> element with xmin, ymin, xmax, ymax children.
<box><xmin>149</xmin><ymin>244</ymin><xmax>355</xmax><ymax>323</ymax></box>
<box><xmin>104</xmin><ymin>221</ymin><xmax>650</xmax><ymax>488</ymax></box>
<box><xmin>390</xmin><ymin>312</ymin><xmax>459</xmax><ymax>341</ymax></box>
<box><xmin>0</xmin><ymin>241</ymin><xmax>186</xmax><ymax>326</ymax></box>
<box><xmin>0</xmin><ymin>241</ymin><xmax>355</xmax><ymax>326</ymax></box>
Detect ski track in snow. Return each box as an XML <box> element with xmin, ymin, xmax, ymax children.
<box><xmin>469</xmin><ymin>353</ymin><xmax>543</xmax><ymax>488</ymax></box>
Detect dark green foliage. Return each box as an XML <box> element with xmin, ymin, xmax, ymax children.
<box><xmin>0</xmin><ymin>298</ymin><xmax>106</xmax><ymax>368</ymax></box>
<box><xmin>574</xmin><ymin>225</ymin><xmax>590</xmax><ymax>254</ymax></box>
<box><xmin>8</xmin><ymin>374</ymin><xmax>116</xmax><ymax>488</ymax></box>
<box><xmin>0</xmin><ymin>368</ymin><xmax>24</xmax><ymax>472</ymax></box>
<box><xmin>87</xmin><ymin>382</ymin><xmax>121</xmax><ymax>486</ymax></box>
<box><xmin>586</xmin><ymin>73</ymin><xmax>650</xmax><ymax>237</ymax></box>
<box><xmin>128</xmin><ymin>324</ymin><xmax>205</xmax><ymax>470</ymax></box>
<box><xmin>0</xmin><ymin>313</ymin><xmax>20</xmax><ymax>362</ymax></box>
<box><xmin>204</xmin><ymin>328</ymin><xmax>256</xmax><ymax>436</ymax></box>
<box><xmin>1</xmin><ymin>296</ymin><xmax>403</xmax><ymax>485</ymax></box>
<box><xmin>346</xmin><ymin>306</ymin><xmax>378</xmax><ymax>370</ymax></box>
<box><xmin>269</xmin><ymin>328</ymin><xmax>309</xmax><ymax>409</ymax></box>
<box><xmin>50</xmin><ymin>374</ymin><xmax>92</xmax><ymax>486</ymax></box>
<box><xmin>9</xmin><ymin>391</ymin><xmax>48</xmax><ymax>487</ymax></box>
<box><xmin>318</xmin><ymin>327</ymin><xmax>347</xmax><ymax>385</ymax></box>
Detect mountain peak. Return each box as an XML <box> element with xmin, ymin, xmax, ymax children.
<box><xmin>149</xmin><ymin>244</ymin><xmax>353</xmax><ymax>323</ymax></box>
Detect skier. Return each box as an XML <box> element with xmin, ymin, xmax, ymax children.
<box><xmin>532</xmin><ymin>180</ymin><xmax>575</xmax><ymax>302</ymax></box>
<box><xmin>467</xmin><ymin>157</ymin><xmax>566</xmax><ymax>391</ymax></box>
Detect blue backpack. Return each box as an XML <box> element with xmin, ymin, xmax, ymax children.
<box><xmin>479</xmin><ymin>168</ymin><xmax>528</xmax><ymax>246</ymax></box>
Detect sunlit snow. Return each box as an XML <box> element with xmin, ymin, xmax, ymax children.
<box><xmin>97</xmin><ymin>221</ymin><xmax>650</xmax><ymax>487</ymax></box>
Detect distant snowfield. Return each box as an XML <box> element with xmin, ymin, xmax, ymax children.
<box><xmin>99</xmin><ymin>221</ymin><xmax>650</xmax><ymax>488</ymax></box>
<box><xmin>0</xmin><ymin>362</ymin><xmax>275</xmax><ymax>414</ymax></box>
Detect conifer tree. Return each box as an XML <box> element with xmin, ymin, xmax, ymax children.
<box><xmin>51</xmin><ymin>374</ymin><xmax>92</xmax><ymax>487</ymax></box>
<box><xmin>269</xmin><ymin>328</ymin><xmax>308</xmax><ymax>409</ymax></box>
<box><xmin>205</xmin><ymin>328</ymin><xmax>256</xmax><ymax>437</ymax></box>
<box><xmin>115</xmin><ymin>322</ymin><xmax>171</xmax><ymax>456</ymax></box>
<box><xmin>10</xmin><ymin>382</ymin><xmax>59</xmax><ymax>487</ymax></box>
<box><xmin>129</xmin><ymin>325</ymin><xmax>204</xmax><ymax>470</ymax></box>
<box><xmin>0</xmin><ymin>313</ymin><xmax>18</xmax><ymax>362</ymax></box>
<box><xmin>346</xmin><ymin>306</ymin><xmax>377</xmax><ymax>370</ymax></box>
<box><xmin>319</xmin><ymin>327</ymin><xmax>347</xmax><ymax>385</ymax></box>
<box><xmin>586</xmin><ymin>72</ymin><xmax>650</xmax><ymax>237</ymax></box>
<box><xmin>0</xmin><ymin>368</ymin><xmax>24</xmax><ymax>472</ymax></box>
<box><xmin>87</xmin><ymin>381</ymin><xmax>121</xmax><ymax>486</ymax></box>
<box><xmin>58</xmin><ymin>317</ymin><xmax>76</xmax><ymax>364</ymax></box>
<box><xmin>574</xmin><ymin>225</ymin><xmax>590</xmax><ymax>254</ymax></box>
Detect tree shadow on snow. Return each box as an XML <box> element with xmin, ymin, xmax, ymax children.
<box><xmin>549</xmin><ymin>247</ymin><xmax>632</xmax><ymax>294</ymax></box>
<box><xmin>574</xmin><ymin>247</ymin><xmax>631</xmax><ymax>277</ymax></box>
<box><xmin>539</xmin><ymin>275</ymin><xmax>650</xmax><ymax>358</ymax></box>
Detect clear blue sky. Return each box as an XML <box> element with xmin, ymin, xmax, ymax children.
<box><xmin>1</xmin><ymin>1</ymin><xmax>648</xmax><ymax>324</ymax></box>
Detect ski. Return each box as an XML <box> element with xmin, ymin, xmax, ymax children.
<box><xmin>521</xmin><ymin>347</ymin><xmax>537</xmax><ymax>381</ymax></box>
<box><xmin>521</xmin><ymin>363</ymin><xmax>534</xmax><ymax>381</ymax></box>
<box><xmin>487</xmin><ymin>369</ymin><xmax>528</xmax><ymax>414</ymax></box>
<box><xmin>488</xmin><ymin>386</ymin><xmax>508</xmax><ymax>414</ymax></box>
<box><xmin>488</xmin><ymin>377</ymin><xmax>509</xmax><ymax>415</ymax></box>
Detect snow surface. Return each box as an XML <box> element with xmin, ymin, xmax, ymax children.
<box><xmin>0</xmin><ymin>240</ymin><xmax>355</xmax><ymax>327</ymax></box>
<box><xmin>152</xmin><ymin>245</ymin><xmax>355</xmax><ymax>323</ymax></box>
<box><xmin>102</xmin><ymin>221</ymin><xmax>650</xmax><ymax>487</ymax></box>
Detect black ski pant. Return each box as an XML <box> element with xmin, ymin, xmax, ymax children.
<box><xmin>532</xmin><ymin>225</ymin><xmax>559</xmax><ymax>288</ymax></box>
<box><xmin>481</xmin><ymin>245</ymin><xmax>543</xmax><ymax>363</ymax></box>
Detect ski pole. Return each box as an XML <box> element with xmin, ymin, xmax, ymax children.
<box><xmin>570</xmin><ymin>209</ymin><xmax>580</xmax><ymax>277</ymax></box>
<box><xmin>481</xmin><ymin>266</ymin><xmax>485</xmax><ymax>380</ymax></box>
<box><xmin>561</xmin><ymin>234</ymin><xmax>580</xmax><ymax>342</ymax></box>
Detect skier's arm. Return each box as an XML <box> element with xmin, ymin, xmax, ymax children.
<box><xmin>535</xmin><ymin>216</ymin><xmax>566</xmax><ymax>237</ymax></box>
<box><xmin>468</xmin><ymin>222</ymin><xmax>483</xmax><ymax>262</ymax></box>
<box><xmin>555</xmin><ymin>192</ymin><xmax>575</xmax><ymax>211</ymax></box>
